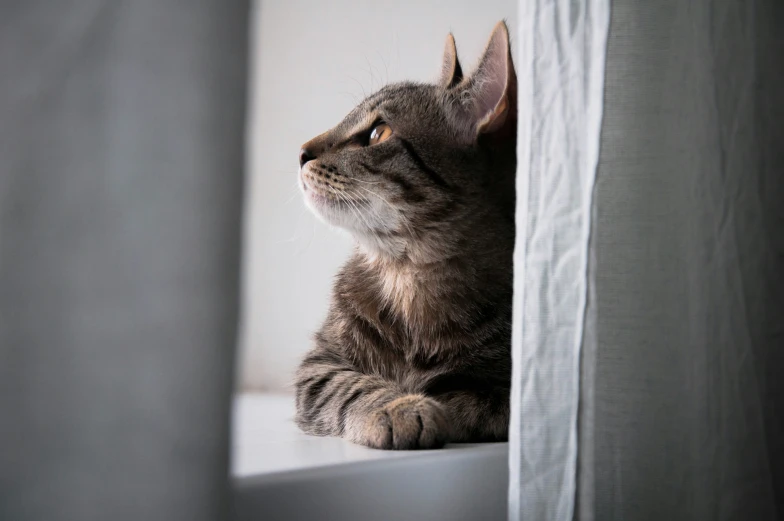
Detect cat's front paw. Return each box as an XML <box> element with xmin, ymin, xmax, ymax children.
<box><xmin>361</xmin><ymin>395</ymin><xmax>449</xmax><ymax>450</ymax></box>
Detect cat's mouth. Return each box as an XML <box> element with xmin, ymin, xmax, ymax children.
<box><xmin>300</xmin><ymin>171</ymin><xmax>340</xmax><ymax>206</ymax></box>
<box><xmin>300</xmin><ymin>168</ymin><xmax>385</xmax><ymax>236</ymax></box>
<box><xmin>299</xmin><ymin>168</ymin><xmax>361</xmax><ymax>222</ymax></box>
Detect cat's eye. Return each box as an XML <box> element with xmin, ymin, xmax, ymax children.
<box><xmin>368</xmin><ymin>123</ymin><xmax>393</xmax><ymax>146</ymax></box>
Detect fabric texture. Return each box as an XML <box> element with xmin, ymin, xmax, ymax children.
<box><xmin>509</xmin><ymin>1</ymin><xmax>610</xmax><ymax>520</ymax></box>
<box><xmin>580</xmin><ymin>1</ymin><xmax>784</xmax><ymax>520</ymax></box>
<box><xmin>0</xmin><ymin>2</ymin><xmax>249</xmax><ymax>520</ymax></box>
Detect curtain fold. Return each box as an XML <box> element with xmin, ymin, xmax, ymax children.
<box><xmin>0</xmin><ymin>2</ymin><xmax>249</xmax><ymax>520</ymax></box>
<box><xmin>509</xmin><ymin>1</ymin><xmax>610</xmax><ymax>520</ymax></box>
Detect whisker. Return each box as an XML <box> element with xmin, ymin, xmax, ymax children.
<box><xmin>348</xmin><ymin>178</ymin><xmax>384</xmax><ymax>186</ymax></box>
<box><xmin>325</xmin><ymin>185</ymin><xmax>363</xmax><ymax>225</ymax></box>
<box><xmin>295</xmin><ymin>213</ymin><xmax>316</xmax><ymax>254</ymax></box>
<box><xmin>363</xmin><ymin>55</ymin><xmax>379</xmax><ymax>92</ymax></box>
<box><xmin>282</xmin><ymin>191</ymin><xmax>299</xmax><ymax>206</ymax></box>
<box><xmin>346</xmin><ymin>192</ymin><xmax>389</xmax><ymax>234</ymax></box>
<box><xmin>376</xmin><ymin>50</ymin><xmax>390</xmax><ymax>86</ymax></box>
<box><xmin>334</xmin><ymin>187</ymin><xmax>377</xmax><ymax>233</ymax></box>
<box><xmin>351</xmin><ymin>184</ymin><xmax>395</xmax><ymax>208</ymax></box>
<box><xmin>346</xmin><ymin>186</ymin><xmax>416</xmax><ymax>239</ymax></box>
<box><xmin>360</xmin><ymin>186</ymin><xmax>415</xmax><ymax>238</ymax></box>
<box><xmin>345</xmin><ymin>74</ymin><xmax>367</xmax><ymax>99</ymax></box>
<box><xmin>276</xmin><ymin>200</ymin><xmax>313</xmax><ymax>244</ymax></box>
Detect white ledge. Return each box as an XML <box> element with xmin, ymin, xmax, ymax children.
<box><xmin>231</xmin><ymin>393</ymin><xmax>509</xmax><ymax>521</ymax></box>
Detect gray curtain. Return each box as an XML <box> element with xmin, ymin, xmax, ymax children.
<box><xmin>511</xmin><ymin>0</ymin><xmax>784</xmax><ymax>519</ymax></box>
<box><xmin>0</xmin><ymin>2</ymin><xmax>250</xmax><ymax>520</ymax></box>
<box><xmin>580</xmin><ymin>1</ymin><xmax>784</xmax><ymax>520</ymax></box>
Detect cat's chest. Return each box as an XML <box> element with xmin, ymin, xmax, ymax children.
<box><xmin>337</xmin><ymin>262</ymin><xmax>469</xmax><ymax>376</ymax></box>
<box><xmin>345</xmin><ymin>303</ymin><xmax>465</xmax><ymax>379</ymax></box>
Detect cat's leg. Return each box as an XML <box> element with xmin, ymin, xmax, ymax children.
<box><xmin>434</xmin><ymin>390</ymin><xmax>510</xmax><ymax>442</ymax></box>
<box><xmin>295</xmin><ymin>348</ymin><xmax>450</xmax><ymax>449</ymax></box>
<box><xmin>422</xmin><ymin>375</ymin><xmax>510</xmax><ymax>442</ymax></box>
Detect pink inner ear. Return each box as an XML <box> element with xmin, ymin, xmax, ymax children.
<box><xmin>446</xmin><ymin>23</ymin><xmax>514</xmax><ymax>141</ymax></box>
<box><xmin>472</xmin><ymin>29</ymin><xmax>510</xmax><ymax>130</ymax></box>
<box><xmin>439</xmin><ymin>34</ymin><xmax>463</xmax><ymax>89</ymax></box>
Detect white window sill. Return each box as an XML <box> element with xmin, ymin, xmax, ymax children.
<box><xmin>231</xmin><ymin>393</ymin><xmax>509</xmax><ymax>521</ymax></box>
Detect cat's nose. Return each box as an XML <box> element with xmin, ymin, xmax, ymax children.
<box><xmin>299</xmin><ymin>147</ymin><xmax>317</xmax><ymax>168</ymax></box>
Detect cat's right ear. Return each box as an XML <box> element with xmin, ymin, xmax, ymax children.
<box><xmin>438</xmin><ymin>34</ymin><xmax>463</xmax><ymax>89</ymax></box>
<box><xmin>451</xmin><ymin>21</ymin><xmax>517</xmax><ymax>143</ymax></box>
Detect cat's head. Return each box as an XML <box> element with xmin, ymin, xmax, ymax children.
<box><xmin>298</xmin><ymin>22</ymin><xmax>516</xmax><ymax>263</ymax></box>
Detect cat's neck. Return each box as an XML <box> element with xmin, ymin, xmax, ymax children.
<box><xmin>352</xmin><ymin>243</ymin><xmax>510</xmax><ymax>327</ymax></box>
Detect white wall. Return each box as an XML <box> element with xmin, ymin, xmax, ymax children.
<box><xmin>238</xmin><ymin>0</ymin><xmax>518</xmax><ymax>391</ymax></box>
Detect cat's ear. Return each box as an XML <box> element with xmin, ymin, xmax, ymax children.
<box><xmin>456</xmin><ymin>21</ymin><xmax>517</xmax><ymax>139</ymax></box>
<box><xmin>438</xmin><ymin>33</ymin><xmax>463</xmax><ymax>89</ymax></box>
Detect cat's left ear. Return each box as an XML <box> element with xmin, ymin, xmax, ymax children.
<box><xmin>438</xmin><ymin>33</ymin><xmax>463</xmax><ymax>89</ymax></box>
<box><xmin>459</xmin><ymin>21</ymin><xmax>517</xmax><ymax>139</ymax></box>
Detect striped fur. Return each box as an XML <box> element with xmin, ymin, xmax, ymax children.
<box><xmin>294</xmin><ymin>22</ymin><xmax>516</xmax><ymax>449</ymax></box>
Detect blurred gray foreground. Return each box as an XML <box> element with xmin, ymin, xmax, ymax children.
<box><xmin>0</xmin><ymin>2</ymin><xmax>250</xmax><ymax>520</ymax></box>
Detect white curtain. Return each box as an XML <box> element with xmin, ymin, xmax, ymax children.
<box><xmin>511</xmin><ymin>1</ymin><xmax>784</xmax><ymax>520</ymax></box>
<box><xmin>510</xmin><ymin>0</ymin><xmax>609</xmax><ymax>519</ymax></box>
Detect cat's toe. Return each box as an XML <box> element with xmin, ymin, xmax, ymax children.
<box><xmin>363</xmin><ymin>395</ymin><xmax>449</xmax><ymax>450</ymax></box>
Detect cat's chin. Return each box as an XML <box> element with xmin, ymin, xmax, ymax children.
<box><xmin>299</xmin><ymin>174</ymin><xmax>407</xmax><ymax>257</ymax></box>
<box><xmin>303</xmin><ymin>196</ymin><xmax>405</xmax><ymax>259</ymax></box>
<box><xmin>300</xmin><ymin>178</ymin><xmax>341</xmax><ymax>218</ymax></box>
<box><xmin>301</xmin><ymin>181</ymin><xmax>360</xmax><ymax>231</ymax></box>
<box><xmin>303</xmin><ymin>189</ymin><xmax>331</xmax><ymax>209</ymax></box>
<box><xmin>302</xmin><ymin>188</ymin><xmax>356</xmax><ymax>231</ymax></box>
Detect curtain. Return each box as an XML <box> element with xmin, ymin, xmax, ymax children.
<box><xmin>0</xmin><ymin>2</ymin><xmax>249</xmax><ymax>520</ymax></box>
<box><xmin>510</xmin><ymin>0</ymin><xmax>610</xmax><ymax>519</ymax></box>
<box><xmin>512</xmin><ymin>1</ymin><xmax>784</xmax><ymax>520</ymax></box>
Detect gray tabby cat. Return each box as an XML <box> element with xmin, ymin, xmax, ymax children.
<box><xmin>295</xmin><ymin>22</ymin><xmax>516</xmax><ymax>449</ymax></box>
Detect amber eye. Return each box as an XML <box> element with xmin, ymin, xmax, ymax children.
<box><xmin>368</xmin><ymin>123</ymin><xmax>392</xmax><ymax>146</ymax></box>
